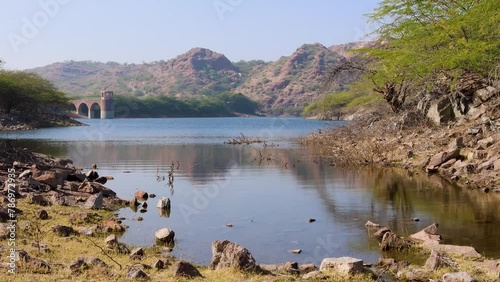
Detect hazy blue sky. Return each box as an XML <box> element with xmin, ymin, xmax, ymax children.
<box><xmin>0</xmin><ymin>0</ymin><xmax>380</xmax><ymax>70</ymax></box>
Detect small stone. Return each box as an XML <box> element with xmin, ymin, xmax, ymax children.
<box><xmin>126</xmin><ymin>267</ymin><xmax>148</xmax><ymax>279</ymax></box>
<box><xmin>52</xmin><ymin>225</ymin><xmax>74</xmax><ymax>237</ymax></box>
<box><xmin>104</xmin><ymin>234</ymin><xmax>117</xmax><ymax>248</ymax></box>
<box><xmin>149</xmin><ymin>193</ymin><xmax>156</xmax><ymax>198</ymax></box>
<box><xmin>137</xmin><ymin>217</ymin><xmax>144</xmax><ymax>221</ymax></box>
<box><xmin>171</xmin><ymin>261</ymin><xmax>202</xmax><ymax>278</ymax></box>
<box><xmin>299</xmin><ymin>263</ymin><xmax>317</xmax><ymax>273</ymax></box>
<box><xmin>130</xmin><ymin>247</ymin><xmax>145</xmax><ymax>260</ymax></box>
<box><xmin>36</xmin><ymin>209</ymin><xmax>49</xmax><ymax>220</ymax></box>
<box><xmin>134</xmin><ymin>191</ymin><xmax>148</xmax><ymax>200</ymax></box>
<box><xmin>94</xmin><ymin>176</ymin><xmax>107</xmax><ymax>185</ymax></box>
<box><xmin>156</xmin><ymin>197</ymin><xmax>171</xmax><ymax>209</ymax></box>
<box><xmin>290</xmin><ymin>249</ymin><xmax>302</xmax><ymax>254</ymax></box>
<box><xmin>226</xmin><ymin>223</ymin><xmax>233</xmax><ymax>227</ymax></box>
<box><xmin>69</xmin><ymin>257</ymin><xmax>88</xmax><ymax>272</ymax></box>
<box><xmin>308</xmin><ymin>218</ymin><xmax>316</xmax><ymax>223</ymax></box>
<box><xmin>155</xmin><ymin>228</ymin><xmax>175</xmax><ymax>244</ymax></box>
<box><xmin>152</xmin><ymin>259</ymin><xmax>165</xmax><ymax>270</ymax></box>
<box><xmin>365</xmin><ymin>220</ymin><xmax>381</xmax><ymax>228</ymax></box>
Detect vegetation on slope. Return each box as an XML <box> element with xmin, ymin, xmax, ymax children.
<box><xmin>303</xmin><ymin>0</ymin><xmax>500</xmax><ymax>118</ymax></box>
<box><xmin>113</xmin><ymin>92</ymin><xmax>260</xmax><ymax>118</ymax></box>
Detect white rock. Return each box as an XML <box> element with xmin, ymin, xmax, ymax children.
<box><xmin>319</xmin><ymin>257</ymin><xmax>363</xmax><ymax>275</ymax></box>
<box><xmin>156</xmin><ymin>197</ymin><xmax>171</xmax><ymax>209</ymax></box>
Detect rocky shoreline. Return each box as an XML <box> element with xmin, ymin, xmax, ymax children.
<box><xmin>0</xmin><ymin>112</ymin><xmax>85</xmax><ymax>131</ymax></box>
<box><xmin>302</xmin><ymin>85</ymin><xmax>499</xmax><ymax>192</ymax></box>
<box><xmin>0</xmin><ymin>145</ymin><xmax>498</xmax><ymax>281</ymax></box>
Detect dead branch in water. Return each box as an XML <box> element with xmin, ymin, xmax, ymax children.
<box><xmin>224</xmin><ymin>133</ymin><xmax>264</xmax><ymax>145</ymax></box>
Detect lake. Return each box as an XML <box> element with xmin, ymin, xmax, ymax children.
<box><xmin>1</xmin><ymin>117</ymin><xmax>499</xmax><ymax>265</ymax></box>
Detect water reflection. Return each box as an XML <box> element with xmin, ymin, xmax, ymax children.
<box><xmin>7</xmin><ymin>139</ymin><xmax>500</xmax><ymax>264</ymax></box>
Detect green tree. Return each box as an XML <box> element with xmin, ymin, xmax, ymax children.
<box><xmin>0</xmin><ymin>71</ymin><xmax>69</xmax><ymax>114</ymax></box>
<box><xmin>352</xmin><ymin>0</ymin><xmax>500</xmax><ymax>112</ymax></box>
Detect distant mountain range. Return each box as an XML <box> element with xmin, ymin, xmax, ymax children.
<box><xmin>28</xmin><ymin>41</ymin><xmax>370</xmax><ymax>113</ymax></box>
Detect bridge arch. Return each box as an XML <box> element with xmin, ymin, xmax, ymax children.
<box><xmin>89</xmin><ymin>102</ymin><xmax>101</xmax><ymax>119</ymax></box>
<box><xmin>77</xmin><ymin>103</ymin><xmax>89</xmax><ymax>117</ymax></box>
<box><xmin>69</xmin><ymin>91</ymin><xmax>115</xmax><ymax>119</ymax></box>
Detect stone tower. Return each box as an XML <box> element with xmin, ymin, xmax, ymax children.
<box><xmin>100</xmin><ymin>90</ymin><xmax>115</xmax><ymax>119</ymax></box>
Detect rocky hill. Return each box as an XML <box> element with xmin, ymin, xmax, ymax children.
<box><xmin>28</xmin><ymin>42</ymin><xmax>367</xmax><ymax>113</ymax></box>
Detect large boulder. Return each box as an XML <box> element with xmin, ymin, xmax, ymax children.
<box><xmin>210</xmin><ymin>240</ymin><xmax>257</xmax><ymax>272</ymax></box>
<box><xmin>422</xmin><ymin>242</ymin><xmax>481</xmax><ymax>258</ymax></box>
<box><xmin>410</xmin><ymin>223</ymin><xmax>441</xmax><ymax>243</ymax></box>
<box><xmin>426</xmin><ymin>97</ymin><xmax>454</xmax><ymax>125</ymax></box>
<box><xmin>319</xmin><ymin>257</ymin><xmax>363</xmax><ymax>275</ymax></box>
<box><xmin>83</xmin><ymin>192</ymin><xmax>103</xmax><ymax>209</ymax></box>
<box><xmin>34</xmin><ymin>171</ymin><xmax>63</xmax><ymax>189</ymax></box>
<box><xmin>427</xmin><ymin>150</ymin><xmax>460</xmax><ymax>172</ymax></box>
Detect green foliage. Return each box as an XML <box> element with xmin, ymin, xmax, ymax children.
<box><xmin>0</xmin><ymin>70</ymin><xmax>69</xmax><ymax>114</ymax></box>
<box><xmin>365</xmin><ymin>0</ymin><xmax>500</xmax><ymax>83</ymax></box>
<box><xmin>114</xmin><ymin>92</ymin><xmax>259</xmax><ymax>118</ymax></box>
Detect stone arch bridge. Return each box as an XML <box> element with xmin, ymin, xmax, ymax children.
<box><xmin>69</xmin><ymin>91</ymin><xmax>115</xmax><ymax>119</ymax></box>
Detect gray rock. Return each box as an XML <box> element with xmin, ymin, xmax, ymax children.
<box><xmin>84</xmin><ymin>192</ymin><xmax>103</xmax><ymax>209</ymax></box>
<box><xmin>152</xmin><ymin>259</ymin><xmax>165</xmax><ymax>270</ymax></box>
<box><xmin>319</xmin><ymin>257</ymin><xmax>363</xmax><ymax>275</ymax></box>
<box><xmin>155</xmin><ymin>228</ymin><xmax>175</xmax><ymax>244</ymax></box>
<box><xmin>474</xmin><ymin>86</ymin><xmax>498</xmax><ymax>103</ymax></box>
<box><xmin>397</xmin><ymin>268</ymin><xmax>429</xmax><ymax>280</ymax></box>
<box><xmin>52</xmin><ymin>225</ymin><xmax>74</xmax><ymax>237</ymax></box>
<box><xmin>410</xmin><ymin>223</ymin><xmax>441</xmax><ymax>243</ymax></box>
<box><xmin>126</xmin><ymin>267</ymin><xmax>148</xmax><ymax>279</ymax></box>
<box><xmin>104</xmin><ymin>234</ymin><xmax>117</xmax><ymax>248</ymax></box>
<box><xmin>156</xmin><ymin>197</ymin><xmax>171</xmax><ymax>209</ymax></box>
<box><xmin>36</xmin><ymin>209</ymin><xmax>48</xmax><ymax>220</ymax></box>
<box><xmin>210</xmin><ymin>240</ymin><xmax>257</xmax><ymax>271</ymax></box>
<box><xmin>442</xmin><ymin>271</ymin><xmax>474</xmax><ymax>282</ymax></box>
<box><xmin>172</xmin><ymin>261</ymin><xmax>202</xmax><ymax>278</ymax></box>
<box><xmin>426</xmin><ymin>97</ymin><xmax>454</xmax><ymax>125</ymax></box>
<box><xmin>365</xmin><ymin>220</ymin><xmax>381</xmax><ymax>228</ymax></box>
<box><xmin>29</xmin><ymin>194</ymin><xmax>47</xmax><ymax>206</ymax></box>
<box><xmin>424</xmin><ymin>250</ymin><xmax>457</xmax><ymax>270</ymax></box>
<box><xmin>69</xmin><ymin>257</ymin><xmax>89</xmax><ymax>272</ymax></box>
<box><xmin>130</xmin><ymin>247</ymin><xmax>145</xmax><ymax>260</ymax></box>
<box><xmin>422</xmin><ymin>242</ymin><xmax>481</xmax><ymax>258</ymax></box>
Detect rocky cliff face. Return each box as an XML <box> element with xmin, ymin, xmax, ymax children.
<box><xmin>27</xmin><ymin>42</ymin><xmax>368</xmax><ymax>111</ymax></box>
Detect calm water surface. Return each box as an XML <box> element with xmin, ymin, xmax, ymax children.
<box><xmin>1</xmin><ymin>117</ymin><xmax>499</xmax><ymax>265</ymax></box>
